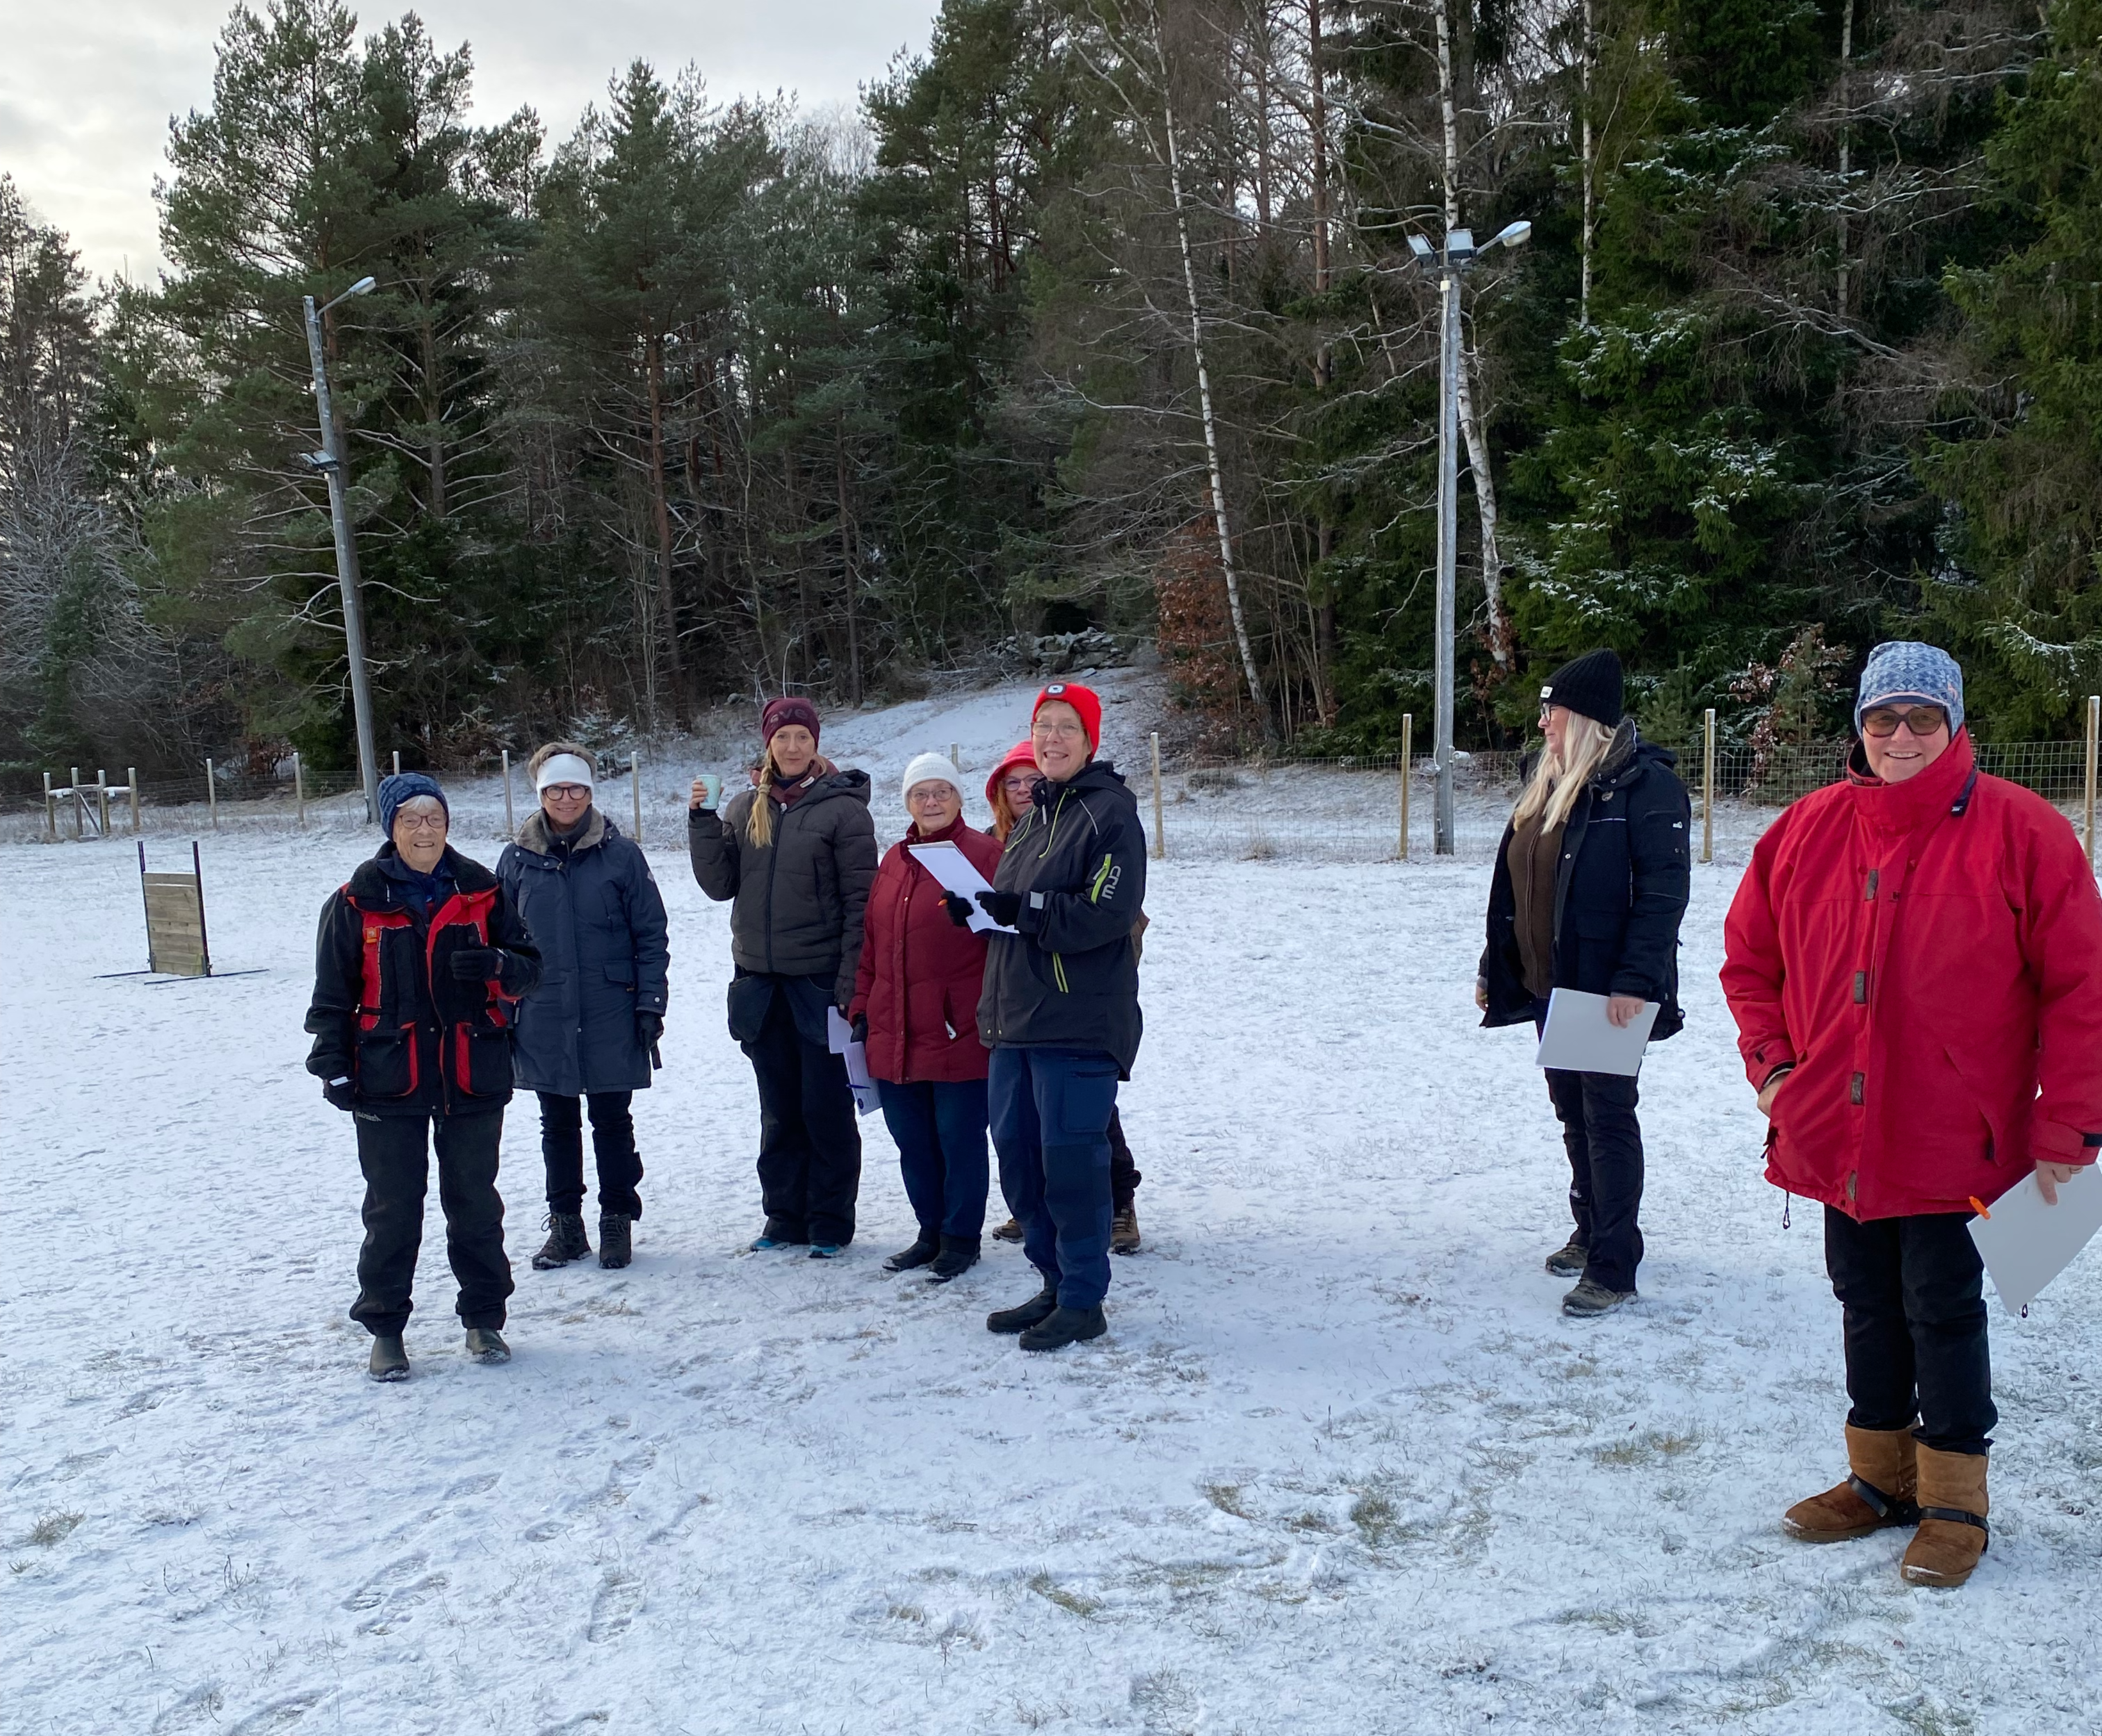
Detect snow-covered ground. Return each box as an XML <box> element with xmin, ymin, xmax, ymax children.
<box><xmin>9</xmin><ymin>737</ymin><xmax>2102</xmax><ymax>1733</ymax></box>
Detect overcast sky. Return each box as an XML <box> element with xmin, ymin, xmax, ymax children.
<box><xmin>1</xmin><ymin>0</ymin><xmax>939</xmax><ymax>283</ymax></box>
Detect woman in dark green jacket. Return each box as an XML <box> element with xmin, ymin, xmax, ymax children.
<box><xmin>689</xmin><ymin>698</ymin><xmax>877</xmax><ymax>1257</ymax></box>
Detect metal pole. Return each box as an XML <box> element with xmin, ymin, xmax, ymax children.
<box><xmin>1399</xmin><ymin>713</ymin><xmax>1413</xmax><ymax>861</ymax></box>
<box><xmin>1702</xmin><ymin>707</ymin><xmax>1716</xmax><ymax>865</ymax></box>
<box><xmin>205</xmin><ymin>758</ymin><xmax>218</xmax><ymax>830</ymax></box>
<box><xmin>304</xmin><ymin>294</ymin><xmax>381</xmax><ymax>824</ymax></box>
<box><xmin>1150</xmin><ymin>732</ymin><xmax>1165</xmax><ymax>861</ymax></box>
<box><xmin>502</xmin><ymin>748</ymin><xmax>514</xmax><ymax>841</ymax></box>
<box><xmin>391</xmin><ymin>749</ymin><xmax>401</xmax><ymax>778</ymax></box>
<box><xmin>97</xmin><ymin>769</ymin><xmax>110</xmax><ymax>837</ymax></box>
<box><xmin>1433</xmin><ymin>266</ymin><xmax>1460</xmax><ymax>855</ymax></box>
<box><xmin>293</xmin><ymin>751</ymin><xmax>306</xmax><ymax>828</ymax></box>
<box><xmin>43</xmin><ymin>771</ymin><xmax>54</xmax><ymax>840</ymax></box>
<box><xmin>128</xmin><ymin>767</ymin><xmax>140</xmax><ymax>834</ymax></box>
<box><xmin>2086</xmin><ymin>694</ymin><xmax>2099</xmax><ymax>871</ymax></box>
<box><xmin>632</xmin><ymin>750</ymin><xmax>644</xmax><ymax>846</ymax></box>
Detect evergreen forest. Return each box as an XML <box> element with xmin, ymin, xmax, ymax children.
<box><xmin>7</xmin><ymin>0</ymin><xmax>2102</xmax><ymax>781</ymax></box>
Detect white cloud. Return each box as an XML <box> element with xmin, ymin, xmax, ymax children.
<box><xmin>1</xmin><ymin>0</ymin><xmax>936</xmax><ymax>283</ymax></box>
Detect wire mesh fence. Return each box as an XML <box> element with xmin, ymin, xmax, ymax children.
<box><xmin>10</xmin><ymin>732</ymin><xmax>2100</xmax><ymax>866</ymax></box>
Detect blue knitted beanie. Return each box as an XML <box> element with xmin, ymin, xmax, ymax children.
<box><xmin>377</xmin><ymin>771</ymin><xmax>448</xmax><ymax>833</ymax></box>
<box><xmin>1855</xmin><ymin>642</ymin><xmax>1964</xmax><ymax>736</ymax></box>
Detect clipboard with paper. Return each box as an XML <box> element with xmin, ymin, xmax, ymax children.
<box><xmin>1968</xmin><ymin>1165</ymin><xmax>2102</xmax><ymax>1316</ymax></box>
<box><xmin>906</xmin><ymin>841</ymin><xmax>1018</xmax><ymax>933</ymax></box>
<box><xmin>825</xmin><ymin>1007</ymin><xmax>883</xmax><ymax>1117</ymax></box>
<box><xmin>1533</xmin><ymin>987</ymin><xmax>1661</xmax><ymax>1077</ymax></box>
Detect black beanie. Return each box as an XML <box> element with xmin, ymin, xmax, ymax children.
<box><xmin>1541</xmin><ymin>648</ymin><xmax>1624</xmax><ymax>728</ymax></box>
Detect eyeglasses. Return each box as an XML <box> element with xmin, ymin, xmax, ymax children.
<box><xmin>908</xmin><ymin>786</ymin><xmax>956</xmax><ymax>803</ymax></box>
<box><xmin>542</xmin><ymin>784</ymin><xmax>589</xmax><ymax>801</ymax></box>
<box><xmin>1033</xmin><ymin>721</ymin><xmax>1086</xmax><ymax>742</ymax></box>
<box><xmin>396</xmin><ymin>812</ymin><xmax>447</xmax><ymax>833</ymax></box>
<box><xmin>1000</xmin><ymin>774</ymin><xmax>1037</xmax><ymax>794</ymax></box>
<box><xmin>1861</xmin><ymin>705</ymin><xmax>1948</xmax><ymax>738</ymax></box>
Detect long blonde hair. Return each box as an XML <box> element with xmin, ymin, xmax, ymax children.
<box><xmin>1513</xmin><ymin>714</ymin><xmax>1619</xmax><ymax>832</ymax></box>
<box><xmin>744</xmin><ymin>744</ymin><xmax>796</xmax><ymax>850</ymax></box>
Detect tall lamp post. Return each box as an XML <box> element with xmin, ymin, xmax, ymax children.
<box><xmin>1408</xmin><ymin>220</ymin><xmax>1530</xmax><ymax>854</ymax></box>
<box><xmin>302</xmin><ymin>275</ymin><xmax>380</xmax><ymax>821</ymax></box>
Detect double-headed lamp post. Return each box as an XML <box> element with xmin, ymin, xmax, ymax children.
<box><xmin>1408</xmin><ymin>220</ymin><xmax>1531</xmax><ymax>855</ymax></box>
<box><xmin>302</xmin><ymin>275</ymin><xmax>380</xmax><ymax>821</ymax></box>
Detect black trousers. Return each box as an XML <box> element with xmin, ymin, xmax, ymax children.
<box><xmin>538</xmin><ymin>1090</ymin><xmax>642</xmax><ymax>1220</ymax></box>
<box><xmin>350</xmin><ymin>1110</ymin><xmax>514</xmax><ymax>1338</ymax></box>
<box><xmin>742</xmin><ymin>984</ymin><xmax>861</xmax><ymax>1246</ymax></box>
<box><xmin>1825</xmin><ymin>1206</ymin><xmax>1995</xmax><ymax>1456</ymax></box>
<box><xmin>1533</xmin><ymin>1000</ymin><xmax>1645</xmax><ymax>1292</ymax></box>
<box><xmin>1108</xmin><ymin>1108</ymin><xmax>1141</xmax><ymax>1211</ymax></box>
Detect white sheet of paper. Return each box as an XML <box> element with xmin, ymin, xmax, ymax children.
<box><xmin>906</xmin><ymin>841</ymin><xmax>1017</xmax><ymax>933</ymax></box>
<box><xmin>826</xmin><ymin>1006</ymin><xmax>853</xmax><ymax>1054</ymax></box>
<box><xmin>825</xmin><ymin>1008</ymin><xmax>882</xmax><ymax>1115</ymax></box>
<box><xmin>1533</xmin><ymin>987</ymin><xmax>1661</xmax><ymax>1077</ymax></box>
<box><xmin>1969</xmin><ymin>1165</ymin><xmax>2102</xmax><ymax>1316</ymax></box>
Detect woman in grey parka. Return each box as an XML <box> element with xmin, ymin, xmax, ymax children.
<box><xmin>497</xmin><ymin>742</ymin><xmax>669</xmax><ymax>1271</ymax></box>
<box><xmin>689</xmin><ymin>698</ymin><xmax>877</xmax><ymax>1258</ymax></box>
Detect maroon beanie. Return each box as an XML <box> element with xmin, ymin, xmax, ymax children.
<box><xmin>760</xmin><ymin>696</ymin><xmax>822</xmax><ymax>746</ymax></box>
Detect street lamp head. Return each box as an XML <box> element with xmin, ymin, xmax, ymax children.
<box><xmin>1485</xmin><ymin>220</ymin><xmax>1533</xmax><ymax>252</ymax></box>
<box><xmin>346</xmin><ymin>275</ymin><xmax>377</xmax><ymax>297</ymax></box>
<box><xmin>1407</xmin><ymin>234</ymin><xmax>1435</xmax><ymax>268</ymax></box>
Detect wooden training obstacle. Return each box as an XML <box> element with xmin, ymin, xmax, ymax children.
<box><xmin>138</xmin><ymin>841</ymin><xmax>212</xmax><ymax>977</ymax></box>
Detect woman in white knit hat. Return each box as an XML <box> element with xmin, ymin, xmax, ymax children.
<box><xmin>846</xmin><ymin>752</ymin><xmax>1002</xmax><ymax>1280</ymax></box>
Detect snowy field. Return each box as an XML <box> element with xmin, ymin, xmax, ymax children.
<box><xmin>10</xmin><ymin>757</ymin><xmax>2102</xmax><ymax>1733</ymax></box>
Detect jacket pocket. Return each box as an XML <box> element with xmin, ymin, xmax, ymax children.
<box><xmin>357</xmin><ymin>1028</ymin><xmax>417</xmax><ymax>1098</ymax></box>
<box><xmin>604</xmin><ymin>960</ymin><xmax>635</xmax><ymax>987</ymax></box>
<box><xmin>458</xmin><ymin>1027</ymin><xmax>513</xmax><ymax>1098</ymax></box>
<box><xmin>726</xmin><ymin>973</ymin><xmax>776</xmax><ymax>1045</ymax></box>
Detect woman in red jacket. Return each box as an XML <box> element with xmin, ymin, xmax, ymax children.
<box><xmin>1723</xmin><ymin>641</ymin><xmax>2102</xmax><ymax>1589</ymax></box>
<box><xmin>851</xmin><ymin>753</ymin><xmax>1002</xmax><ymax>1281</ymax></box>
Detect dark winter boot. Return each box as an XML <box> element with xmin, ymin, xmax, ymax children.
<box><xmin>987</xmin><ymin>1285</ymin><xmax>1059</xmax><ymax>1334</ymax></box>
<box><xmin>1544</xmin><ymin>1236</ymin><xmax>1587</xmax><ymax>1276</ymax></box>
<box><xmin>991</xmin><ymin>1216</ymin><xmax>1024</xmax><ymax>1243</ymax></box>
<box><xmin>929</xmin><ymin>1238</ymin><xmax>980</xmax><ymax>1283</ymax></box>
<box><xmin>1110</xmin><ymin>1202</ymin><xmax>1142</xmax><ymax>1255</ymax></box>
<box><xmin>464</xmin><ymin>1327</ymin><xmax>511</xmax><ymax>1364</ymax></box>
<box><xmin>1561</xmin><ymin>1277</ymin><xmax>1636</xmax><ymax>1316</ymax></box>
<box><xmin>532</xmin><ymin>1212</ymin><xmax>591</xmax><ymax>1270</ymax></box>
<box><xmin>599</xmin><ymin>1215</ymin><xmax>633</xmax><ymax>1270</ymax></box>
<box><xmin>1020</xmin><ymin>1304</ymin><xmax>1108</xmax><ymax>1352</ymax></box>
<box><xmin>1783</xmin><ymin>1424</ymin><xmax>1920</xmax><ymax>1542</ymax></box>
<box><xmin>367</xmin><ymin>1334</ymin><xmax>409</xmax><ymax>1382</ymax></box>
<box><xmin>884</xmin><ymin>1237</ymin><xmax>939</xmax><ymax>1275</ymax></box>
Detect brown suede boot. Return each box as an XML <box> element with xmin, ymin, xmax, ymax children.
<box><xmin>1782</xmin><ymin>1424</ymin><xmax>1919</xmax><ymax>1541</ymax></box>
<box><xmin>1900</xmin><ymin>1446</ymin><xmax>1989</xmax><ymax>1587</ymax></box>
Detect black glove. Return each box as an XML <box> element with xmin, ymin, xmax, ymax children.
<box><xmin>636</xmin><ymin>1010</ymin><xmax>664</xmax><ymax>1048</ymax></box>
<box><xmin>940</xmin><ymin>892</ymin><xmax>975</xmax><ymax>928</ymax></box>
<box><xmin>851</xmin><ymin>1013</ymin><xmax>868</xmax><ymax>1045</ymax></box>
<box><xmin>323</xmin><ymin>1076</ymin><xmax>357</xmax><ymax>1111</ymax></box>
<box><xmin>450</xmin><ymin>946</ymin><xmax>500</xmax><ymax>981</ymax></box>
<box><xmin>975</xmin><ymin>890</ymin><xmax>1024</xmax><ymax>927</ymax></box>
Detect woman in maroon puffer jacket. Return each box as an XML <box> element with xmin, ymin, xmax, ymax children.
<box><xmin>850</xmin><ymin>753</ymin><xmax>1002</xmax><ymax>1281</ymax></box>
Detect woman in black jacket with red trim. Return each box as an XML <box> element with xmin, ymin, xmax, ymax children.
<box><xmin>306</xmin><ymin>773</ymin><xmax>541</xmax><ymax>1382</ymax></box>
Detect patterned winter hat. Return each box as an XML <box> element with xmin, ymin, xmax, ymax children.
<box><xmin>1855</xmin><ymin>641</ymin><xmax>1964</xmax><ymax>736</ymax></box>
<box><xmin>377</xmin><ymin>771</ymin><xmax>448</xmax><ymax>834</ymax></box>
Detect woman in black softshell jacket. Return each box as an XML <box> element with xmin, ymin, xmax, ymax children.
<box><xmin>1476</xmin><ymin>650</ymin><xmax>1690</xmax><ymax>1319</ymax></box>
<box><xmin>306</xmin><ymin>773</ymin><xmax>541</xmax><ymax>1382</ymax></box>
<box><xmin>688</xmin><ymin>697</ymin><xmax>877</xmax><ymax>1258</ymax></box>
<box><xmin>973</xmin><ymin>682</ymin><xmax>1146</xmax><ymax>1352</ymax></box>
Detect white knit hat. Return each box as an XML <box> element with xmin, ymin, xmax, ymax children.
<box><xmin>900</xmin><ymin>751</ymin><xmax>961</xmax><ymax>808</ymax></box>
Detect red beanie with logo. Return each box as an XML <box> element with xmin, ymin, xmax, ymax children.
<box><xmin>1032</xmin><ymin>681</ymin><xmax>1102</xmax><ymax>749</ymax></box>
<box><xmin>760</xmin><ymin>696</ymin><xmax>822</xmax><ymax>746</ymax></box>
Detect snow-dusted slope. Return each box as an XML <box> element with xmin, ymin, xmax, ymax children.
<box><xmin>6</xmin><ymin>789</ymin><xmax>2101</xmax><ymax>1732</ymax></box>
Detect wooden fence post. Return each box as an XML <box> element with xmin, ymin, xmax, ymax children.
<box><xmin>43</xmin><ymin>771</ymin><xmax>54</xmax><ymax>840</ymax></box>
<box><xmin>2086</xmin><ymin>694</ymin><xmax>2099</xmax><ymax>871</ymax></box>
<box><xmin>293</xmin><ymin>751</ymin><xmax>305</xmax><ymax>827</ymax></box>
<box><xmin>950</xmin><ymin>742</ymin><xmax>960</xmax><ymax>771</ymax></box>
<box><xmin>502</xmin><ymin>748</ymin><xmax>514</xmax><ymax>840</ymax></box>
<box><xmin>71</xmin><ymin>766</ymin><xmax>83</xmax><ymax>838</ymax></box>
<box><xmin>1701</xmin><ymin>709</ymin><xmax>1716</xmax><ymax>865</ymax></box>
<box><xmin>631</xmin><ymin>750</ymin><xmax>644</xmax><ymax>846</ymax></box>
<box><xmin>97</xmin><ymin>769</ymin><xmax>111</xmax><ymax>837</ymax></box>
<box><xmin>1399</xmin><ymin>714</ymin><xmax>1413</xmax><ymax>861</ymax></box>
<box><xmin>128</xmin><ymin>767</ymin><xmax>140</xmax><ymax>834</ymax></box>
<box><xmin>1150</xmin><ymin>732</ymin><xmax>1165</xmax><ymax>860</ymax></box>
<box><xmin>205</xmin><ymin>758</ymin><xmax>218</xmax><ymax>830</ymax></box>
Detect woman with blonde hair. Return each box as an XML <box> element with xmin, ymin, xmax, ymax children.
<box><xmin>1476</xmin><ymin>649</ymin><xmax>1690</xmax><ymax>1316</ymax></box>
<box><xmin>690</xmin><ymin>698</ymin><xmax>877</xmax><ymax>1257</ymax></box>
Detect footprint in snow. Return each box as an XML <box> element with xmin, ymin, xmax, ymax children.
<box><xmin>341</xmin><ymin>1552</ymin><xmax>434</xmax><ymax>1612</ymax></box>
<box><xmin>585</xmin><ymin>1569</ymin><xmax>644</xmax><ymax>1643</ymax></box>
<box><xmin>443</xmin><ymin>1472</ymin><xmax>500</xmax><ymax>1500</ymax></box>
<box><xmin>224</xmin><ymin>1688</ymin><xmax>330</xmax><ymax>1734</ymax></box>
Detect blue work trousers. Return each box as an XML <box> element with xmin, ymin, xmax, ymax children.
<box><xmin>988</xmin><ymin>1046</ymin><xmax>1120</xmax><ymax>1309</ymax></box>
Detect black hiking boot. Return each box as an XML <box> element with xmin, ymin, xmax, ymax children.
<box><xmin>1562</xmin><ymin>1278</ymin><xmax>1636</xmax><ymax>1317</ymax></box>
<box><xmin>532</xmin><ymin>1212</ymin><xmax>591</xmax><ymax>1270</ymax></box>
<box><xmin>464</xmin><ymin>1327</ymin><xmax>512</xmax><ymax>1363</ymax></box>
<box><xmin>1020</xmin><ymin>1304</ymin><xmax>1108</xmax><ymax>1352</ymax></box>
<box><xmin>884</xmin><ymin>1237</ymin><xmax>939</xmax><ymax>1275</ymax></box>
<box><xmin>599</xmin><ymin>1215</ymin><xmax>633</xmax><ymax>1269</ymax></box>
<box><xmin>367</xmin><ymin>1334</ymin><xmax>409</xmax><ymax>1382</ymax></box>
<box><xmin>987</xmin><ymin>1285</ymin><xmax>1059</xmax><ymax>1334</ymax></box>
<box><xmin>928</xmin><ymin>1238</ymin><xmax>980</xmax><ymax>1283</ymax></box>
<box><xmin>1545</xmin><ymin>1237</ymin><xmax>1587</xmax><ymax>1277</ymax></box>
